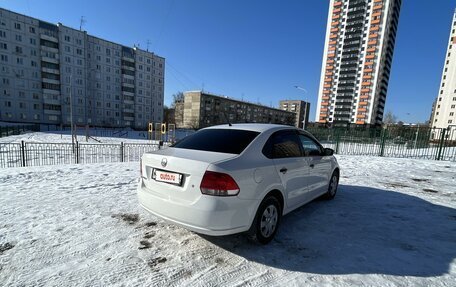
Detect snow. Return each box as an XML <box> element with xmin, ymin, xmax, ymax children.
<box><xmin>0</xmin><ymin>129</ymin><xmax>195</xmax><ymax>144</ymax></box>
<box><xmin>0</xmin><ymin>155</ymin><xmax>455</xmax><ymax>286</ymax></box>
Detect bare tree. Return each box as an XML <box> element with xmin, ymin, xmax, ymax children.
<box><xmin>383</xmin><ymin>111</ymin><xmax>397</xmax><ymax>125</ymax></box>
<box><xmin>171</xmin><ymin>92</ymin><xmax>184</xmax><ymax>108</ymax></box>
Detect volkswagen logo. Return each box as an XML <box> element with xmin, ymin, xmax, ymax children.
<box><xmin>161</xmin><ymin>158</ymin><xmax>167</xmax><ymax>167</ymax></box>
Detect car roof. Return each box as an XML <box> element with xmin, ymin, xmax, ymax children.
<box><xmin>202</xmin><ymin>123</ymin><xmax>297</xmax><ymax>133</ymax></box>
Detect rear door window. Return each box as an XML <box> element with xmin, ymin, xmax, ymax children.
<box><xmin>263</xmin><ymin>130</ymin><xmax>302</xmax><ymax>158</ymax></box>
<box><xmin>172</xmin><ymin>129</ymin><xmax>260</xmax><ymax>154</ymax></box>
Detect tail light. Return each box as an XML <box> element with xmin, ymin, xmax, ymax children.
<box><xmin>200</xmin><ymin>171</ymin><xmax>240</xmax><ymax>196</ymax></box>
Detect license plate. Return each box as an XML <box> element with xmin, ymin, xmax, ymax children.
<box><xmin>152</xmin><ymin>169</ymin><xmax>182</xmax><ymax>185</ymax></box>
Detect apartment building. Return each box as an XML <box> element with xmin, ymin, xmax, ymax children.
<box><xmin>316</xmin><ymin>0</ymin><xmax>401</xmax><ymax>126</ymax></box>
<box><xmin>0</xmin><ymin>8</ymin><xmax>164</xmax><ymax>129</ymax></box>
<box><xmin>279</xmin><ymin>100</ymin><xmax>310</xmax><ymax>129</ymax></box>
<box><xmin>431</xmin><ymin>10</ymin><xmax>456</xmax><ymax>133</ymax></box>
<box><xmin>178</xmin><ymin>91</ymin><xmax>295</xmax><ymax>129</ymax></box>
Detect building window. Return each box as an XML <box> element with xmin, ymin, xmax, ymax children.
<box><xmin>14</xmin><ymin>23</ymin><xmax>21</xmax><ymax>30</ymax></box>
<box><xmin>15</xmin><ymin>34</ymin><xmax>22</xmax><ymax>42</ymax></box>
<box><xmin>29</xmin><ymin>27</ymin><xmax>35</xmax><ymax>33</ymax></box>
<box><xmin>64</xmin><ymin>35</ymin><xmax>70</xmax><ymax>42</ymax></box>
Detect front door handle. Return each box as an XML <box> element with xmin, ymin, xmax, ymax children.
<box><xmin>279</xmin><ymin>168</ymin><xmax>288</xmax><ymax>174</ymax></box>
<box><xmin>309</xmin><ymin>164</ymin><xmax>315</xmax><ymax>168</ymax></box>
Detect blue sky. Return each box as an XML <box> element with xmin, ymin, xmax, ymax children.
<box><xmin>0</xmin><ymin>0</ymin><xmax>455</xmax><ymax>123</ymax></box>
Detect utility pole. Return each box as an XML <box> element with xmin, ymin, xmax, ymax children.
<box><xmin>70</xmin><ymin>74</ymin><xmax>75</xmax><ymax>153</ymax></box>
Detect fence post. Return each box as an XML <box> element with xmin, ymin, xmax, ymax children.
<box><xmin>335</xmin><ymin>133</ymin><xmax>340</xmax><ymax>154</ymax></box>
<box><xmin>379</xmin><ymin>129</ymin><xmax>387</xmax><ymax>157</ymax></box>
<box><xmin>436</xmin><ymin>128</ymin><xmax>447</xmax><ymax>161</ymax></box>
<box><xmin>21</xmin><ymin>140</ymin><xmax>26</xmax><ymax>167</ymax></box>
<box><xmin>76</xmin><ymin>141</ymin><xmax>80</xmax><ymax>164</ymax></box>
<box><xmin>120</xmin><ymin>142</ymin><xmax>124</xmax><ymax>162</ymax></box>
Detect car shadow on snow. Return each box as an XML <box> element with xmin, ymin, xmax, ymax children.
<box><xmin>202</xmin><ymin>185</ymin><xmax>456</xmax><ymax>277</ymax></box>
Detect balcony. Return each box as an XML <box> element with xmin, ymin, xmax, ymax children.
<box><xmin>42</xmin><ymin>77</ymin><xmax>60</xmax><ymax>85</ymax></box>
<box><xmin>44</xmin><ymin>108</ymin><xmax>61</xmax><ymax>115</ymax></box>
<box><xmin>41</xmin><ymin>56</ymin><xmax>59</xmax><ymax>64</ymax></box>
<box><xmin>359</xmin><ymin>101</ymin><xmax>369</xmax><ymax>106</ymax></box>
<box><xmin>356</xmin><ymin>120</ymin><xmax>365</xmax><ymax>125</ymax></box>
<box><xmin>40</xmin><ymin>33</ymin><xmax>58</xmax><ymax>43</ymax></box>
<box><xmin>41</xmin><ymin>67</ymin><xmax>60</xmax><ymax>75</ymax></box>
<box><xmin>42</xmin><ymin>88</ymin><xmax>60</xmax><ymax>95</ymax></box>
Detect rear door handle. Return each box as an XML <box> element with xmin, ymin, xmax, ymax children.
<box><xmin>279</xmin><ymin>168</ymin><xmax>288</xmax><ymax>174</ymax></box>
<box><xmin>309</xmin><ymin>164</ymin><xmax>315</xmax><ymax>168</ymax></box>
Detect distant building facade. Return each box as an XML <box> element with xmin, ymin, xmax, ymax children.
<box><xmin>316</xmin><ymin>0</ymin><xmax>402</xmax><ymax>126</ymax></box>
<box><xmin>431</xmin><ymin>10</ymin><xmax>456</xmax><ymax>132</ymax></box>
<box><xmin>178</xmin><ymin>91</ymin><xmax>295</xmax><ymax>129</ymax></box>
<box><xmin>0</xmin><ymin>8</ymin><xmax>164</xmax><ymax>129</ymax></box>
<box><xmin>279</xmin><ymin>100</ymin><xmax>310</xmax><ymax>129</ymax></box>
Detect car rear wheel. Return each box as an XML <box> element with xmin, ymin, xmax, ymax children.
<box><xmin>323</xmin><ymin>170</ymin><xmax>339</xmax><ymax>200</ymax></box>
<box><xmin>248</xmin><ymin>195</ymin><xmax>281</xmax><ymax>244</ymax></box>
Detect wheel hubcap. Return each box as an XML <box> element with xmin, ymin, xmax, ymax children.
<box><xmin>330</xmin><ymin>175</ymin><xmax>338</xmax><ymax>195</ymax></box>
<box><xmin>260</xmin><ymin>205</ymin><xmax>278</xmax><ymax>238</ymax></box>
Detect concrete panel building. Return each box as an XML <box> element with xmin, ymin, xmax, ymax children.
<box><xmin>279</xmin><ymin>100</ymin><xmax>310</xmax><ymax>129</ymax></box>
<box><xmin>316</xmin><ymin>0</ymin><xmax>401</xmax><ymax>126</ymax></box>
<box><xmin>0</xmin><ymin>8</ymin><xmax>164</xmax><ymax>129</ymax></box>
<box><xmin>179</xmin><ymin>91</ymin><xmax>295</xmax><ymax>129</ymax></box>
<box><xmin>431</xmin><ymin>10</ymin><xmax>456</xmax><ymax>133</ymax></box>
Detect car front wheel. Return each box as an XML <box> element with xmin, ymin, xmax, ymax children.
<box><xmin>324</xmin><ymin>170</ymin><xmax>339</xmax><ymax>200</ymax></box>
<box><xmin>248</xmin><ymin>195</ymin><xmax>281</xmax><ymax>244</ymax></box>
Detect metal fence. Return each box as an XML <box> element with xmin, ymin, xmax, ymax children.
<box><xmin>0</xmin><ymin>141</ymin><xmax>159</xmax><ymax>168</ymax></box>
<box><xmin>0</xmin><ymin>124</ymin><xmax>40</xmax><ymax>138</ymax></box>
<box><xmin>307</xmin><ymin>126</ymin><xmax>456</xmax><ymax>162</ymax></box>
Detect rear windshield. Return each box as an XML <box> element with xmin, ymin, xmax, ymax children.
<box><xmin>171</xmin><ymin>129</ymin><xmax>260</xmax><ymax>154</ymax></box>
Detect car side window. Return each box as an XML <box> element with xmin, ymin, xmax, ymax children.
<box><xmin>263</xmin><ymin>131</ymin><xmax>302</xmax><ymax>159</ymax></box>
<box><xmin>299</xmin><ymin>135</ymin><xmax>323</xmax><ymax>157</ymax></box>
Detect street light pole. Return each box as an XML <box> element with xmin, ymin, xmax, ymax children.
<box><xmin>294</xmin><ymin>85</ymin><xmax>308</xmax><ymax>130</ymax></box>
<box><xmin>70</xmin><ymin>73</ymin><xmax>74</xmax><ymax>152</ymax></box>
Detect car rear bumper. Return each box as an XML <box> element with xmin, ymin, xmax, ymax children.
<box><xmin>137</xmin><ymin>178</ymin><xmax>258</xmax><ymax>236</ymax></box>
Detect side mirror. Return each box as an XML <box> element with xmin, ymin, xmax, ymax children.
<box><xmin>324</xmin><ymin>148</ymin><xmax>334</xmax><ymax>156</ymax></box>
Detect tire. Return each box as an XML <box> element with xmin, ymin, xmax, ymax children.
<box><xmin>248</xmin><ymin>195</ymin><xmax>282</xmax><ymax>244</ymax></box>
<box><xmin>323</xmin><ymin>170</ymin><xmax>339</xmax><ymax>200</ymax></box>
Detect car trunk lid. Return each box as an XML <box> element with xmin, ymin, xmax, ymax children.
<box><xmin>141</xmin><ymin>147</ymin><xmax>237</xmax><ymax>203</ymax></box>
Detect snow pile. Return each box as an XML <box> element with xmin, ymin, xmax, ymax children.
<box><xmin>0</xmin><ymin>156</ymin><xmax>455</xmax><ymax>286</ymax></box>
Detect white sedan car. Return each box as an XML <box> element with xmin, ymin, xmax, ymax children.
<box><xmin>138</xmin><ymin>124</ymin><xmax>339</xmax><ymax>244</ymax></box>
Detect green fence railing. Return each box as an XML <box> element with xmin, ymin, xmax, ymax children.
<box><xmin>307</xmin><ymin>126</ymin><xmax>456</xmax><ymax>162</ymax></box>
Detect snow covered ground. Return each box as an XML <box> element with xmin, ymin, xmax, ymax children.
<box><xmin>0</xmin><ymin>129</ymin><xmax>195</xmax><ymax>144</ymax></box>
<box><xmin>0</xmin><ymin>155</ymin><xmax>455</xmax><ymax>286</ymax></box>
